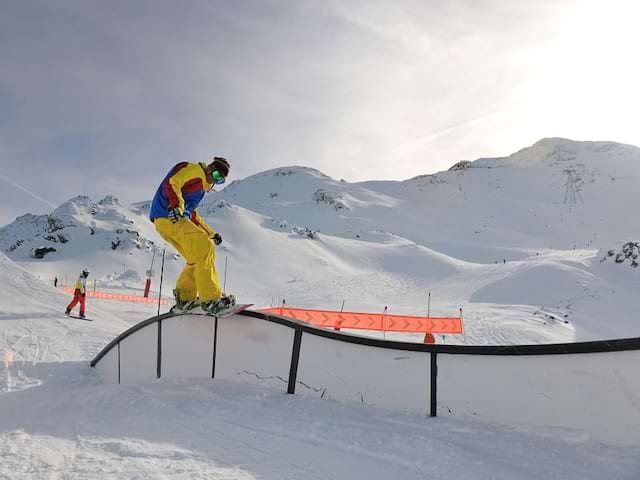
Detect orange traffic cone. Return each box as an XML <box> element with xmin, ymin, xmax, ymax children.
<box><xmin>423</xmin><ymin>333</ymin><xmax>436</xmax><ymax>344</ymax></box>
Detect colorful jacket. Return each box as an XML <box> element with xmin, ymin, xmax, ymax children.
<box><xmin>74</xmin><ymin>275</ymin><xmax>87</xmax><ymax>295</ymax></box>
<box><xmin>150</xmin><ymin>162</ymin><xmax>216</xmax><ymax>236</ymax></box>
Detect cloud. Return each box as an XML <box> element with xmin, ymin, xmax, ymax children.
<box><xmin>1</xmin><ymin>0</ymin><xmax>638</xmax><ymax>227</ymax></box>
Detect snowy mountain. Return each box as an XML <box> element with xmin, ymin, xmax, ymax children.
<box><xmin>216</xmin><ymin>138</ymin><xmax>640</xmax><ymax>259</ymax></box>
<box><xmin>0</xmin><ymin>195</ymin><xmax>166</xmax><ymax>289</ymax></box>
<box><xmin>1</xmin><ymin>138</ymin><xmax>639</xmax><ymax>478</ymax></box>
<box><xmin>1</xmin><ymin>138</ymin><xmax>638</xmax><ymax>344</ymax></box>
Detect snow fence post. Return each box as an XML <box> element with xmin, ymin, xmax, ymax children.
<box><xmin>430</xmin><ymin>352</ymin><xmax>438</xmax><ymax>417</ymax></box>
<box><xmin>287</xmin><ymin>328</ymin><xmax>303</xmax><ymax>394</ymax></box>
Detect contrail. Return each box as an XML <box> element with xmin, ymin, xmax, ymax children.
<box><xmin>395</xmin><ymin>103</ymin><xmax>519</xmax><ymax>152</ymax></box>
<box><xmin>0</xmin><ymin>173</ymin><xmax>58</xmax><ymax>208</ymax></box>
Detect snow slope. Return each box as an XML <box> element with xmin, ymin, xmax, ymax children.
<box><xmin>218</xmin><ymin>138</ymin><xmax>640</xmax><ymax>258</ymax></box>
<box><xmin>0</xmin><ymin>254</ymin><xmax>638</xmax><ymax>479</ymax></box>
<box><xmin>1</xmin><ymin>138</ymin><xmax>639</xmax><ymax>344</ymax></box>
<box><xmin>0</xmin><ymin>251</ymin><xmax>157</xmax><ymax>372</ymax></box>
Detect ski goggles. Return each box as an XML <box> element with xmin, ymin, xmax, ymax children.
<box><xmin>212</xmin><ymin>170</ymin><xmax>226</xmax><ymax>185</ymax></box>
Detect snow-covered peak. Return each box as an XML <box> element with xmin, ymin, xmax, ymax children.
<box><xmin>252</xmin><ymin>165</ymin><xmax>332</xmax><ymax>179</ymax></box>
<box><xmin>0</xmin><ymin>194</ymin><xmax>163</xmax><ymax>272</ymax></box>
<box><xmin>97</xmin><ymin>195</ymin><xmax>121</xmax><ymax>206</ymax></box>
<box><xmin>52</xmin><ymin>195</ymin><xmax>97</xmax><ymax>216</ymax></box>
<box><xmin>465</xmin><ymin>138</ymin><xmax>640</xmax><ymax>169</ymax></box>
<box><xmin>215</xmin><ymin>164</ymin><xmax>348</xmax><ymax>213</ymax></box>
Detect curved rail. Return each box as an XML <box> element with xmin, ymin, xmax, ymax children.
<box><xmin>91</xmin><ymin>309</ymin><xmax>640</xmax><ymax>367</ymax></box>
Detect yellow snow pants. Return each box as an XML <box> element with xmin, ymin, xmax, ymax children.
<box><xmin>154</xmin><ymin>218</ymin><xmax>222</xmax><ymax>302</ymax></box>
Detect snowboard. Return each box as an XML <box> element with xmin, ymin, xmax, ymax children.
<box><xmin>201</xmin><ymin>303</ymin><xmax>253</xmax><ymax>318</ymax></box>
<box><xmin>173</xmin><ymin>303</ymin><xmax>253</xmax><ymax>318</ymax></box>
<box><xmin>67</xmin><ymin>314</ymin><xmax>93</xmax><ymax>321</ymax></box>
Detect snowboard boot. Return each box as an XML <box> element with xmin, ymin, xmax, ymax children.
<box><xmin>201</xmin><ymin>294</ymin><xmax>236</xmax><ymax>315</ymax></box>
<box><xmin>79</xmin><ymin>313</ymin><xmax>86</xmax><ymax>319</ymax></box>
<box><xmin>65</xmin><ymin>308</ymin><xmax>71</xmax><ymax>316</ymax></box>
<box><xmin>170</xmin><ymin>289</ymin><xmax>199</xmax><ymax>314</ymax></box>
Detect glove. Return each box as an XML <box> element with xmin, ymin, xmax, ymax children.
<box><xmin>212</xmin><ymin>233</ymin><xmax>223</xmax><ymax>245</ymax></box>
<box><xmin>168</xmin><ymin>207</ymin><xmax>182</xmax><ymax>224</ymax></box>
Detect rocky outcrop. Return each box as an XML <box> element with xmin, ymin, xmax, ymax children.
<box><xmin>312</xmin><ymin>189</ymin><xmax>348</xmax><ymax>211</ymax></box>
<box><xmin>601</xmin><ymin>242</ymin><xmax>639</xmax><ymax>268</ymax></box>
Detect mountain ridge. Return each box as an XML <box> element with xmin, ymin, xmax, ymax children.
<box><xmin>1</xmin><ymin>137</ymin><xmax>638</xmax><ymax>344</ymax></box>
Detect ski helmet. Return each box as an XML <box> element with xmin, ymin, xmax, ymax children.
<box><xmin>82</xmin><ymin>269</ymin><xmax>89</xmax><ymax>277</ymax></box>
<box><xmin>210</xmin><ymin>157</ymin><xmax>230</xmax><ymax>178</ymax></box>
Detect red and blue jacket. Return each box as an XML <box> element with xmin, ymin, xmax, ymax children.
<box><xmin>150</xmin><ymin>162</ymin><xmax>216</xmax><ymax>236</ymax></box>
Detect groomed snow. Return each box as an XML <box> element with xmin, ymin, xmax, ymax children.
<box><xmin>0</xmin><ymin>251</ymin><xmax>639</xmax><ymax>478</ymax></box>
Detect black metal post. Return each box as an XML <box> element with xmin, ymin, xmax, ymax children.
<box><xmin>430</xmin><ymin>352</ymin><xmax>438</xmax><ymax>417</ymax></box>
<box><xmin>211</xmin><ymin>318</ymin><xmax>218</xmax><ymax>379</ymax></box>
<box><xmin>157</xmin><ymin>320</ymin><xmax>162</xmax><ymax>379</ymax></box>
<box><xmin>288</xmin><ymin>328</ymin><xmax>303</xmax><ymax>394</ymax></box>
<box><xmin>157</xmin><ymin>248</ymin><xmax>166</xmax><ymax>316</ymax></box>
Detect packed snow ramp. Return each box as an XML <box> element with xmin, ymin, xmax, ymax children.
<box><xmin>91</xmin><ymin>310</ymin><xmax>640</xmax><ymax>447</ymax></box>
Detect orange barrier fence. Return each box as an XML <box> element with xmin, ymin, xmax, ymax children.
<box><xmin>62</xmin><ymin>287</ymin><xmax>169</xmax><ymax>305</ymax></box>
<box><xmin>259</xmin><ymin>307</ymin><xmax>463</xmax><ymax>334</ymax></box>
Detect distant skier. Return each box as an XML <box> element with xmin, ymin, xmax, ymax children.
<box><xmin>54</xmin><ymin>276</ymin><xmax>58</xmax><ymax>288</ymax></box>
<box><xmin>65</xmin><ymin>269</ymin><xmax>89</xmax><ymax>318</ymax></box>
<box><xmin>150</xmin><ymin>157</ymin><xmax>234</xmax><ymax>314</ymax></box>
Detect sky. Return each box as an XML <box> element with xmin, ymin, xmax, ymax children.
<box><xmin>1</xmin><ymin>0</ymin><xmax>640</xmax><ymax>226</ymax></box>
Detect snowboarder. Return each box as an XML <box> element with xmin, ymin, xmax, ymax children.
<box><xmin>150</xmin><ymin>157</ymin><xmax>234</xmax><ymax>314</ymax></box>
<box><xmin>65</xmin><ymin>269</ymin><xmax>89</xmax><ymax>318</ymax></box>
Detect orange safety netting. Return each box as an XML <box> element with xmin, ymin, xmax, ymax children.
<box><xmin>259</xmin><ymin>307</ymin><xmax>463</xmax><ymax>334</ymax></box>
<box><xmin>62</xmin><ymin>287</ymin><xmax>169</xmax><ymax>305</ymax></box>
